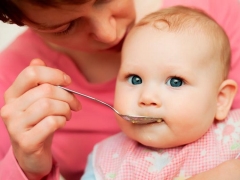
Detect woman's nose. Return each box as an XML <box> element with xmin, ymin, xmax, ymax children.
<box><xmin>90</xmin><ymin>15</ymin><xmax>117</xmax><ymax>43</ymax></box>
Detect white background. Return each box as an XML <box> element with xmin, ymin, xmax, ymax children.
<box><xmin>0</xmin><ymin>21</ymin><xmax>27</xmax><ymax>52</ymax></box>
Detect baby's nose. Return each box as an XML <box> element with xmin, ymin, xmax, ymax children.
<box><xmin>140</xmin><ymin>99</ymin><xmax>160</xmax><ymax>107</ymax></box>
<box><xmin>138</xmin><ymin>89</ymin><xmax>161</xmax><ymax>108</ymax></box>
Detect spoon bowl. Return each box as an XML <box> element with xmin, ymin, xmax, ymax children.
<box><xmin>58</xmin><ymin>86</ymin><xmax>162</xmax><ymax>124</ymax></box>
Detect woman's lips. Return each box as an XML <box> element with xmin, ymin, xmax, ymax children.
<box><xmin>104</xmin><ymin>26</ymin><xmax>131</xmax><ymax>52</ymax></box>
<box><xmin>105</xmin><ymin>35</ymin><xmax>126</xmax><ymax>52</ymax></box>
<box><xmin>102</xmin><ymin>23</ymin><xmax>134</xmax><ymax>52</ymax></box>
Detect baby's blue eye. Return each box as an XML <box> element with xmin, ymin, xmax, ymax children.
<box><xmin>128</xmin><ymin>75</ymin><xmax>142</xmax><ymax>85</ymax></box>
<box><xmin>166</xmin><ymin>77</ymin><xmax>183</xmax><ymax>87</ymax></box>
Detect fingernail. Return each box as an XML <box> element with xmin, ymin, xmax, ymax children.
<box><xmin>64</xmin><ymin>74</ymin><xmax>71</xmax><ymax>83</ymax></box>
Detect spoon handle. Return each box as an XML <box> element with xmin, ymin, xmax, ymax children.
<box><xmin>57</xmin><ymin>86</ymin><xmax>119</xmax><ymax>114</ymax></box>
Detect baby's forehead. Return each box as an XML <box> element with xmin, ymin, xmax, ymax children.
<box><xmin>128</xmin><ymin>23</ymin><xmax>214</xmax><ymax>51</ymax></box>
<box><xmin>123</xmin><ymin>6</ymin><xmax>230</xmax><ymax>80</ymax></box>
<box><xmin>123</xmin><ymin>24</ymin><xmax>225</xmax><ymax>78</ymax></box>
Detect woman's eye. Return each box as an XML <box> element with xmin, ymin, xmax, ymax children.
<box><xmin>54</xmin><ymin>21</ymin><xmax>75</xmax><ymax>36</ymax></box>
<box><xmin>166</xmin><ymin>77</ymin><xmax>184</xmax><ymax>87</ymax></box>
<box><xmin>128</xmin><ymin>75</ymin><xmax>142</xmax><ymax>85</ymax></box>
<box><xmin>95</xmin><ymin>0</ymin><xmax>112</xmax><ymax>4</ymax></box>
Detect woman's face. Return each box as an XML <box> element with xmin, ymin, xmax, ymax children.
<box><xmin>17</xmin><ymin>0</ymin><xmax>136</xmax><ymax>52</ymax></box>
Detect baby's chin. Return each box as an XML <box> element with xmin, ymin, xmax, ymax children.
<box><xmin>122</xmin><ymin>121</ymin><xmax>167</xmax><ymax>148</ymax></box>
<box><xmin>121</xmin><ymin>121</ymin><xmax>188</xmax><ymax>149</ymax></box>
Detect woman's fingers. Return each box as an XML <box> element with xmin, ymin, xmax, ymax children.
<box><xmin>24</xmin><ymin>97</ymin><xmax>72</xmax><ymax>126</ymax></box>
<box><xmin>2</xmin><ymin>92</ymin><xmax>76</xmax><ymax>138</ymax></box>
<box><xmin>4</xmin><ymin>65</ymin><xmax>71</xmax><ymax>103</ymax></box>
<box><xmin>6</xmin><ymin>97</ymin><xmax>70</xmax><ymax>128</ymax></box>
<box><xmin>12</xmin><ymin>84</ymin><xmax>81</xmax><ymax>112</ymax></box>
<box><xmin>29</xmin><ymin>58</ymin><xmax>46</xmax><ymax>66</ymax></box>
<box><xmin>29</xmin><ymin>115</ymin><xmax>67</xmax><ymax>145</ymax></box>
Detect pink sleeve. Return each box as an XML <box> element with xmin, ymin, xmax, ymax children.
<box><xmin>0</xmin><ymin>147</ymin><xmax>60</xmax><ymax>179</ymax></box>
<box><xmin>163</xmin><ymin>0</ymin><xmax>240</xmax><ymax>109</ymax></box>
<box><xmin>0</xmin><ymin>147</ymin><xmax>28</xmax><ymax>179</ymax></box>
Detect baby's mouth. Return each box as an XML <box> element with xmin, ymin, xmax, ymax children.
<box><xmin>131</xmin><ymin>118</ymin><xmax>164</xmax><ymax>125</ymax></box>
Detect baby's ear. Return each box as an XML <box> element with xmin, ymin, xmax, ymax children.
<box><xmin>215</xmin><ymin>79</ymin><xmax>238</xmax><ymax>120</ymax></box>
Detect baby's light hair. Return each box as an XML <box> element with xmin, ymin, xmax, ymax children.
<box><xmin>136</xmin><ymin>6</ymin><xmax>231</xmax><ymax>80</ymax></box>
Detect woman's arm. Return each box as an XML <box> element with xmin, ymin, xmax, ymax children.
<box><xmin>188</xmin><ymin>159</ymin><xmax>240</xmax><ymax>180</ymax></box>
<box><xmin>0</xmin><ymin>147</ymin><xmax>60</xmax><ymax>180</ymax></box>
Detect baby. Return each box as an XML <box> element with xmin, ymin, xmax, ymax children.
<box><xmin>83</xmin><ymin>6</ymin><xmax>240</xmax><ymax>180</ymax></box>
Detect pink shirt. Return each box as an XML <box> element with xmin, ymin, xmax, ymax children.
<box><xmin>0</xmin><ymin>30</ymin><xmax>120</xmax><ymax>180</ymax></box>
<box><xmin>0</xmin><ymin>0</ymin><xmax>240</xmax><ymax>179</ymax></box>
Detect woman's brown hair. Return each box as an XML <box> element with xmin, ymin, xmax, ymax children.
<box><xmin>0</xmin><ymin>0</ymin><xmax>90</xmax><ymax>26</ymax></box>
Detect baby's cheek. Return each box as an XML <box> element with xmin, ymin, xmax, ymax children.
<box><xmin>115</xmin><ymin>96</ymin><xmax>134</xmax><ymax>116</ymax></box>
<box><xmin>173</xmin><ymin>119</ymin><xmax>207</xmax><ymax>144</ymax></box>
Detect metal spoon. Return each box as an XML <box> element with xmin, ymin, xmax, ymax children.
<box><xmin>58</xmin><ymin>86</ymin><xmax>162</xmax><ymax>124</ymax></box>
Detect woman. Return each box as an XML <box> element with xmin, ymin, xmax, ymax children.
<box><xmin>0</xmin><ymin>0</ymin><xmax>240</xmax><ymax>179</ymax></box>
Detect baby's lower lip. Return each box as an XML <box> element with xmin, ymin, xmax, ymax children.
<box><xmin>150</xmin><ymin>119</ymin><xmax>164</xmax><ymax>124</ymax></box>
<box><xmin>132</xmin><ymin>119</ymin><xmax>164</xmax><ymax>125</ymax></box>
<box><xmin>144</xmin><ymin>120</ymin><xmax>164</xmax><ymax>126</ymax></box>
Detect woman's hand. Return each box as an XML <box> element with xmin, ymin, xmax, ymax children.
<box><xmin>188</xmin><ymin>159</ymin><xmax>240</xmax><ymax>180</ymax></box>
<box><xmin>0</xmin><ymin>59</ymin><xmax>81</xmax><ymax>180</ymax></box>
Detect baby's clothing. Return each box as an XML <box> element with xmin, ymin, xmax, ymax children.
<box><xmin>92</xmin><ymin>109</ymin><xmax>240</xmax><ymax>180</ymax></box>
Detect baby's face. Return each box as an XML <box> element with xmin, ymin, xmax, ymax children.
<box><xmin>114</xmin><ymin>25</ymin><xmax>222</xmax><ymax>148</ymax></box>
